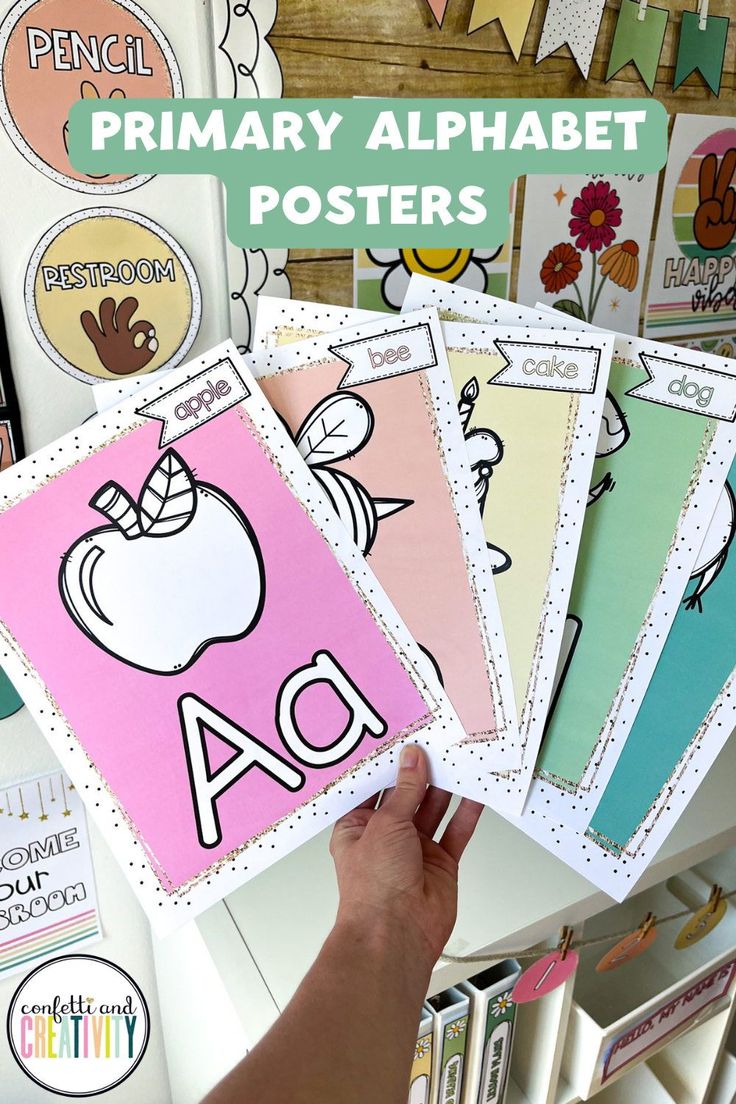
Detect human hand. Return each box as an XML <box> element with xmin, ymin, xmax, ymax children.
<box><xmin>694</xmin><ymin>150</ymin><xmax>736</xmax><ymax>252</ymax></box>
<box><xmin>81</xmin><ymin>296</ymin><xmax>158</xmax><ymax>376</ymax></box>
<box><xmin>330</xmin><ymin>745</ymin><xmax>483</xmax><ymax>972</ymax></box>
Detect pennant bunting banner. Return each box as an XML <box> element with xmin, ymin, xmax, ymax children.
<box><xmin>426</xmin><ymin>0</ymin><xmax>451</xmax><ymax>26</ymax></box>
<box><xmin>536</xmin><ymin>0</ymin><xmax>607</xmax><ymax>79</ymax></box>
<box><xmin>606</xmin><ymin>0</ymin><xmax>669</xmax><ymax>93</ymax></box>
<box><xmin>674</xmin><ymin>6</ymin><xmax>729</xmax><ymax>96</ymax></box>
<box><xmin>468</xmin><ymin>0</ymin><xmax>536</xmax><ymax>60</ymax></box>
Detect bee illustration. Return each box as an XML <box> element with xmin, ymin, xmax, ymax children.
<box><xmin>290</xmin><ymin>391</ymin><xmax>412</xmax><ymax>556</ymax></box>
<box><xmin>458</xmin><ymin>377</ymin><xmax>511</xmax><ymax>573</ymax></box>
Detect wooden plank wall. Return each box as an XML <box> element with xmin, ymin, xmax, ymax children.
<box><xmin>271</xmin><ymin>0</ymin><xmax>736</xmax><ymax>306</ymax></box>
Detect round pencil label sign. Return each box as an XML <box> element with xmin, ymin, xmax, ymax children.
<box><xmin>0</xmin><ymin>0</ymin><xmax>182</xmax><ymax>192</ymax></box>
<box><xmin>25</xmin><ymin>208</ymin><xmax>201</xmax><ymax>384</ymax></box>
<box><xmin>7</xmin><ymin>954</ymin><xmax>150</xmax><ymax>1096</ymax></box>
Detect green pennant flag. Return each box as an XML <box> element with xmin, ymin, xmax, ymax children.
<box><xmin>606</xmin><ymin>0</ymin><xmax>669</xmax><ymax>93</ymax></box>
<box><xmin>674</xmin><ymin>10</ymin><xmax>729</xmax><ymax>96</ymax></box>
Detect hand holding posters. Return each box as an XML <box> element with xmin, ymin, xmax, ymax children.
<box><xmin>0</xmin><ymin>341</ymin><xmax>467</xmax><ymax>932</ymax></box>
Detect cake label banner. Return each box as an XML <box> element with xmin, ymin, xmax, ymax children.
<box><xmin>527</xmin><ymin>318</ymin><xmax>736</xmax><ymax>832</ymax></box>
<box><xmin>0</xmin><ymin>769</ymin><xmax>101</xmax><ymax>978</ymax></box>
<box><xmin>494</xmin><ymin>339</ymin><xmax>601</xmax><ymax>393</ymax></box>
<box><xmin>0</xmin><ymin>340</ymin><xmax>466</xmax><ymax>933</ymax></box>
<box><xmin>645</xmin><ymin>114</ymin><xmax>736</xmax><ymax>340</ymax></box>
<box><xmin>248</xmin><ymin>308</ymin><xmax>522</xmax><ymax>790</ymax></box>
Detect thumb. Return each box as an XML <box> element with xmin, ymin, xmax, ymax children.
<box><xmin>379</xmin><ymin>745</ymin><xmax>427</xmax><ymax>822</ymax></box>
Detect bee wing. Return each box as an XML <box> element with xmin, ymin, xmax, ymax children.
<box><xmin>295</xmin><ymin>392</ymin><xmax>374</xmax><ymax>466</ymax></box>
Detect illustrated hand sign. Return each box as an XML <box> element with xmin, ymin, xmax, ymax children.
<box><xmin>80</xmin><ymin>297</ymin><xmax>158</xmax><ymax>376</ymax></box>
<box><xmin>694</xmin><ymin>150</ymin><xmax>736</xmax><ymax>253</ymax></box>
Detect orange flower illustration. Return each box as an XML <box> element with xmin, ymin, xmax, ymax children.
<box><xmin>540</xmin><ymin>243</ymin><xmax>583</xmax><ymax>294</ymax></box>
<box><xmin>597</xmin><ymin>240</ymin><xmax>640</xmax><ymax>292</ymax></box>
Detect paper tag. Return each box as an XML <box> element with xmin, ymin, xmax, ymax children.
<box><xmin>136</xmin><ymin>358</ymin><xmax>250</xmax><ymax>445</ymax></box>
<box><xmin>494</xmin><ymin>340</ymin><xmax>600</xmax><ymax>393</ymax></box>
<box><xmin>329</xmin><ymin>323</ymin><xmax>438</xmax><ymax>388</ymax></box>
<box><xmin>627</xmin><ymin>354</ymin><xmax>736</xmax><ymax>421</ymax></box>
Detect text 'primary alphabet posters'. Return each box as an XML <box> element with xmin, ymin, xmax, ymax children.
<box><xmin>527</xmin><ymin>328</ymin><xmax>736</xmax><ymax>831</ymax></box>
<box><xmin>520</xmin><ymin>454</ymin><xmax>736</xmax><ymax>899</ymax></box>
<box><xmin>0</xmin><ymin>341</ymin><xmax>467</xmax><ymax>933</ymax></box>
<box><xmin>250</xmin><ymin>308</ymin><xmax>521</xmax><ymax>792</ymax></box>
<box><xmin>645</xmin><ymin>114</ymin><xmax>736</xmax><ymax>341</ymax></box>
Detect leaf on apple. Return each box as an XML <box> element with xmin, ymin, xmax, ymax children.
<box><xmin>138</xmin><ymin>449</ymin><xmax>197</xmax><ymax>536</ymax></box>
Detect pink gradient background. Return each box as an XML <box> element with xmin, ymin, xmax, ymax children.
<box><xmin>0</xmin><ymin>413</ymin><xmax>429</xmax><ymax>888</ymax></box>
<box><xmin>260</xmin><ymin>364</ymin><xmax>496</xmax><ymax>738</ymax></box>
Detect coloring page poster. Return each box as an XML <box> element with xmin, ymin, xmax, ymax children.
<box><xmin>527</xmin><ymin>327</ymin><xmax>736</xmax><ymax>831</ymax></box>
<box><xmin>645</xmin><ymin>115</ymin><xmax>736</xmax><ymax>340</ymax></box>
<box><xmin>437</xmin><ymin>321</ymin><xmax>613</xmax><ymax>802</ymax></box>
<box><xmin>0</xmin><ymin>341</ymin><xmax>467</xmax><ymax>933</ymax></box>
<box><xmin>251</xmin><ymin>309</ymin><xmax>521</xmax><ymax>784</ymax></box>
<box><xmin>0</xmin><ymin>769</ymin><xmax>101</xmax><ymax>978</ymax></box>
<box><xmin>519</xmin><ymin>456</ymin><xmax>736</xmax><ymax>899</ymax></box>
<box><xmin>518</xmin><ymin>173</ymin><xmax>659</xmax><ymax>335</ymax></box>
<box><xmin>354</xmin><ymin>187</ymin><xmax>516</xmax><ymax>313</ymax></box>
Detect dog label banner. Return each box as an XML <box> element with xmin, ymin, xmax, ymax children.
<box><xmin>137</xmin><ymin>359</ymin><xmax>250</xmax><ymax>445</ymax></box>
<box><xmin>330</xmin><ymin>322</ymin><xmax>438</xmax><ymax>388</ymax></box>
<box><xmin>627</xmin><ymin>354</ymin><xmax>736</xmax><ymax>422</ymax></box>
<box><xmin>493</xmin><ymin>340</ymin><xmax>601</xmax><ymax>393</ymax></box>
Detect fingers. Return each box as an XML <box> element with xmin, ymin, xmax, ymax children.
<box><xmin>115</xmin><ymin>296</ymin><xmax>140</xmax><ymax>333</ymax></box>
<box><xmin>439</xmin><ymin>799</ymin><xmax>484</xmax><ymax>864</ymax></box>
<box><xmin>356</xmin><ymin>792</ymin><xmax>380</xmax><ymax>811</ymax></box>
<box><xmin>378</xmin><ymin>745</ymin><xmax>427</xmax><ymax>822</ymax></box>
<box><xmin>699</xmin><ymin>153</ymin><xmax>717</xmax><ymax>203</ymax></box>
<box><xmin>414</xmin><ymin>786</ymin><xmax>452</xmax><ymax>839</ymax></box>
<box><xmin>99</xmin><ymin>296</ymin><xmax>117</xmax><ymax>334</ymax></box>
<box><xmin>715</xmin><ymin>150</ymin><xmax>736</xmax><ymax>201</ymax></box>
<box><xmin>725</xmin><ymin>189</ymin><xmax>736</xmax><ymax>226</ymax></box>
<box><xmin>80</xmin><ymin>309</ymin><xmax>103</xmax><ymax>344</ymax></box>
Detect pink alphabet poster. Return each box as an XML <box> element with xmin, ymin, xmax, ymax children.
<box><xmin>0</xmin><ymin>341</ymin><xmax>466</xmax><ymax>933</ymax></box>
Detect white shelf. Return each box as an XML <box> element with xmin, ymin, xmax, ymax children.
<box><xmin>214</xmin><ymin>732</ymin><xmax>736</xmax><ymax>1018</ymax></box>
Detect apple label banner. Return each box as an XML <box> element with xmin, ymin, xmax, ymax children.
<box><xmin>523</xmin><ymin>319</ymin><xmax>736</xmax><ymax>832</ymax></box>
<box><xmin>644</xmin><ymin>114</ymin><xmax>736</xmax><ymax>340</ymax></box>
<box><xmin>249</xmin><ymin>308</ymin><xmax>522</xmax><ymax>789</ymax></box>
<box><xmin>518</xmin><ymin>457</ymin><xmax>736</xmax><ymax>900</ymax></box>
<box><xmin>0</xmin><ymin>340</ymin><xmax>467</xmax><ymax>933</ymax></box>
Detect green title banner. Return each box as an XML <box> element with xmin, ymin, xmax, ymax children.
<box><xmin>68</xmin><ymin>98</ymin><xmax>668</xmax><ymax>248</ymax></box>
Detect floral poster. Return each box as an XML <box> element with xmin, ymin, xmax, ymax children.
<box><xmin>517</xmin><ymin>173</ymin><xmax>660</xmax><ymax>335</ymax></box>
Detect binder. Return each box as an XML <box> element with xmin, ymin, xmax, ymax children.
<box><xmin>409</xmin><ymin>1007</ymin><xmax>435</xmax><ymax>1104</ymax></box>
<box><xmin>427</xmin><ymin>986</ymin><xmax>470</xmax><ymax>1104</ymax></box>
<box><xmin>459</xmin><ymin>959</ymin><xmax>522</xmax><ymax>1104</ymax></box>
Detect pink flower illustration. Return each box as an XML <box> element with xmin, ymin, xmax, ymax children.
<box><xmin>569</xmin><ymin>181</ymin><xmax>622</xmax><ymax>253</ymax></box>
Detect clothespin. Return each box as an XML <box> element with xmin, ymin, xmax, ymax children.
<box><xmin>558</xmin><ymin>925</ymin><xmax>574</xmax><ymax>961</ymax></box>
<box><xmin>639</xmin><ymin>912</ymin><xmax>656</xmax><ymax>939</ymax></box>
<box><xmin>638</xmin><ymin>0</ymin><xmax>648</xmax><ymax>21</ymax></box>
<box><xmin>698</xmin><ymin>0</ymin><xmax>709</xmax><ymax>31</ymax></box>
<box><xmin>708</xmin><ymin>884</ymin><xmax>723</xmax><ymax>915</ymax></box>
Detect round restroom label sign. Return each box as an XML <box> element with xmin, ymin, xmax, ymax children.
<box><xmin>0</xmin><ymin>0</ymin><xmax>182</xmax><ymax>192</ymax></box>
<box><xmin>7</xmin><ymin>954</ymin><xmax>150</xmax><ymax>1096</ymax></box>
<box><xmin>26</xmin><ymin>208</ymin><xmax>201</xmax><ymax>383</ymax></box>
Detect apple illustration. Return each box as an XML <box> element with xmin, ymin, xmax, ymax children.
<box><xmin>59</xmin><ymin>449</ymin><xmax>265</xmax><ymax>675</ymax></box>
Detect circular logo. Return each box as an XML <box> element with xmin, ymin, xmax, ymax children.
<box><xmin>26</xmin><ymin>208</ymin><xmax>201</xmax><ymax>384</ymax></box>
<box><xmin>0</xmin><ymin>0</ymin><xmax>182</xmax><ymax>192</ymax></box>
<box><xmin>7</xmin><ymin>954</ymin><xmax>150</xmax><ymax>1096</ymax></box>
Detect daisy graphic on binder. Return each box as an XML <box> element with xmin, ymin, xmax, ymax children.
<box><xmin>59</xmin><ymin>449</ymin><xmax>266</xmax><ymax>675</ymax></box>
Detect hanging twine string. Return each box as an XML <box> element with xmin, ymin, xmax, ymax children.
<box><xmin>439</xmin><ymin>887</ymin><xmax>736</xmax><ymax>965</ymax></box>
